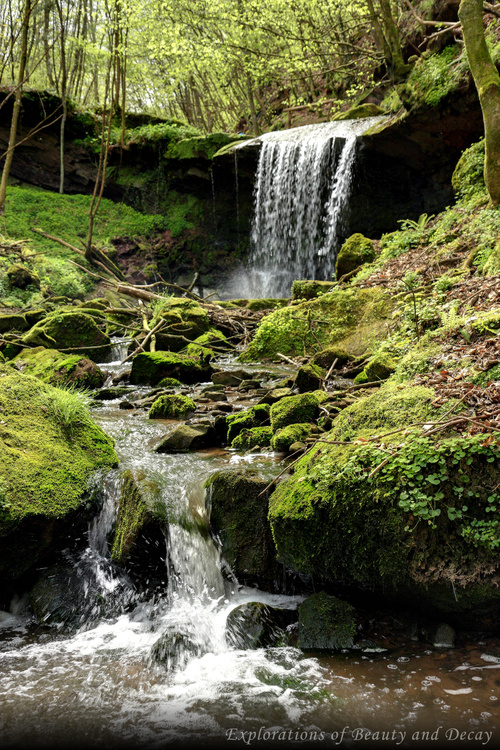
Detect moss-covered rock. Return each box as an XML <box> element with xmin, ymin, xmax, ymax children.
<box><xmin>268</xmin><ymin>380</ymin><xmax>500</xmax><ymax>619</ymax></box>
<box><xmin>157</xmin><ymin>377</ymin><xmax>182</xmax><ymax>388</ymax></box>
<box><xmin>271</xmin><ymin>423</ymin><xmax>313</xmax><ymax>452</ymax></box>
<box><xmin>21</xmin><ymin>311</ymin><xmax>111</xmax><ymax>361</ymax></box>
<box><xmin>205</xmin><ymin>468</ymin><xmax>280</xmax><ymax>588</ymax></box>
<box><xmin>295</xmin><ymin>363</ymin><xmax>324</xmax><ymax>393</ymax></box>
<box><xmin>110</xmin><ymin>469</ymin><xmax>168</xmax><ymax>585</ymax></box>
<box><xmin>0</xmin><ymin>313</ymin><xmax>29</xmax><ymax>334</ymax></box>
<box><xmin>0</xmin><ymin>365</ymin><xmax>117</xmax><ymax>580</ymax></box>
<box><xmin>482</xmin><ymin>241</ymin><xmax>500</xmax><ymax>277</ymax></box>
<box><xmin>311</xmin><ymin>345</ymin><xmax>352</xmax><ymax>369</ymax></box>
<box><xmin>153</xmin><ymin>297</ymin><xmax>211</xmax><ymax>348</ymax></box>
<box><xmin>291</xmin><ymin>280</ymin><xmax>334</xmax><ymax>301</ymax></box>
<box><xmin>148</xmin><ymin>394</ymin><xmax>196</xmax><ymax>419</ymax></box>
<box><xmin>239</xmin><ymin>287</ymin><xmax>392</xmax><ymax>362</ymax></box>
<box><xmin>231</xmin><ymin>426</ymin><xmax>273</xmax><ymax>450</ymax></box>
<box><xmin>353</xmin><ymin>353</ymin><xmax>397</xmax><ymax>384</ymax></box>
<box><xmin>6</xmin><ymin>264</ymin><xmax>41</xmax><ymax>290</ymax></box>
<box><xmin>335</xmin><ymin>233</ymin><xmax>376</xmax><ymax>280</ymax></box>
<box><xmin>226</xmin><ymin>404</ymin><xmax>271</xmax><ymax>444</ymax></box>
<box><xmin>332</xmin><ymin>103</ymin><xmax>383</xmax><ymax>121</ymax></box>
<box><xmin>13</xmin><ymin>347</ymin><xmax>106</xmax><ymax>389</ymax></box>
<box><xmin>298</xmin><ymin>592</ymin><xmax>356</xmax><ymax>650</ymax></box>
<box><xmin>130</xmin><ymin>351</ymin><xmax>212</xmax><ymax>385</ymax></box>
<box><xmin>452</xmin><ymin>138</ymin><xmax>485</xmax><ymax>197</ymax></box>
<box><xmin>270</xmin><ymin>392</ymin><xmax>319</xmax><ymax>432</ymax></box>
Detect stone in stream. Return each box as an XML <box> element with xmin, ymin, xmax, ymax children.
<box><xmin>226</xmin><ymin>602</ymin><xmax>297</xmax><ymax>649</ymax></box>
<box><xmin>431</xmin><ymin>623</ymin><xmax>456</xmax><ymax>649</ymax></box>
<box><xmin>298</xmin><ymin>592</ymin><xmax>356</xmax><ymax>650</ymax></box>
<box><xmin>148</xmin><ymin>394</ymin><xmax>196</xmax><ymax>419</ymax></box>
<box><xmin>151</xmin><ymin>630</ymin><xmax>203</xmax><ymax>671</ymax></box>
<box><xmin>94</xmin><ymin>385</ymin><xmax>131</xmax><ymax>400</ymax></box>
<box><xmin>130</xmin><ymin>351</ymin><xmax>213</xmax><ymax>386</ymax></box>
<box><xmin>269</xmin><ymin>392</ymin><xmax>320</xmax><ymax>431</ymax></box>
<box><xmin>154</xmin><ymin>423</ymin><xmax>215</xmax><ymax>452</ymax></box>
<box><xmin>225</xmin><ymin>403</ymin><xmax>270</xmax><ymax>444</ymax></box>
<box><xmin>21</xmin><ymin>311</ymin><xmax>112</xmax><ymax>362</ymax></box>
<box><xmin>204</xmin><ymin>468</ymin><xmax>281</xmax><ymax>589</ymax></box>
<box><xmin>258</xmin><ymin>387</ymin><xmax>293</xmax><ymax>405</ymax></box>
<box><xmin>295</xmin><ymin>363</ymin><xmax>324</xmax><ymax>393</ymax></box>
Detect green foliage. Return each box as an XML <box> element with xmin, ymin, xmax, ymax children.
<box><xmin>452</xmin><ymin>139</ymin><xmax>486</xmax><ymax>198</ymax></box>
<box><xmin>1</xmin><ymin>187</ymin><xmax>167</xmax><ymax>255</ymax></box>
<box><xmin>401</xmin><ymin>45</ymin><xmax>466</xmax><ymax>108</ymax></box>
<box><xmin>39</xmin><ymin>384</ymin><xmax>93</xmax><ymax>437</ymax></box>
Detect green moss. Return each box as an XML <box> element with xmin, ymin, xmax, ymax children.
<box><xmin>0</xmin><ymin>314</ymin><xmax>29</xmax><ymax>334</ymax></box>
<box><xmin>452</xmin><ymin>138</ymin><xmax>486</xmax><ymax>198</ymax></box>
<box><xmin>152</xmin><ymin>297</ymin><xmax>210</xmax><ymax>340</ymax></box>
<box><xmin>268</xmin><ymin>379</ymin><xmax>500</xmax><ymax>613</ymax></box>
<box><xmin>354</xmin><ymin>353</ymin><xmax>397</xmax><ymax>384</ymax></box>
<box><xmin>335</xmin><ymin>233</ymin><xmax>376</xmax><ymax>279</ymax></box>
<box><xmin>130</xmin><ymin>351</ymin><xmax>212</xmax><ymax>385</ymax></box>
<box><xmin>157</xmin><ymin>377</ymin><xmax>182</xmax><ymax>388</ymax></box>
<box><xmin>0</xmin><ymin>365</ymin><xmax>117</xmax><ymax>577</ymax></box>
<box><xmin>2</xmin><ymin>186</ymin><xmax>167</xmax><ymax>256</ymax></box>
<box><xmin>270</xmin><ymin>393</ymin><xmax>320</xmax><ymax>432</ymax></box>
<box><xmin>231</xmin><ymin>426</ymin><xmax>273</xmax><ymax>450</ymax></box>
<box><xmin>246</xmin><ymin>298</ymin><xmax>288</xmax><ymax>311</ymax></box>
<box><xmin>21</xmin><ymin>311</ymin><xmax>111</xmax><ymax>360</ymax></box>
<box><xmin>226</xmin><ymin>404</ymin><xmax>271</xmax><ymax>444</ymax></box>
<box><xmin>332</xmin><ymin>103</ymin><xmax>383</xmax><ymax>121</ymax></box>
<box><xmin>399</xmin><ymin>45</ymin><xmax>467</xmax><ymax>109</ymax></box>
<box><xmin>111</xmin><ymin>469</ymin><xmax>165</xmax><ymax>565</ymax></box>
<box><xmin>298</xmin><ymin>592</ymin><xmax>356</xmax><ymax>650</ymax></box>
<box><xmin>165</xmin><ymin>133</ymin><xmax>246</xmax><ymax>160</ymax></box>
<box><xmin>482</xmin><ymin>241</ymin><xmax>500</xmax><ymax>276</ymax></box>
<box><xmin>271</xmin><ymin>423</ymin><xmax>313</xmax><ymax>452</ymax></box>
<box><xmin>148</xmin><ymin>394</ymin><xmax>196</xmax><ymax>419</ymax></box>
<box><xmin>295</xmin><ymin>363</ymin><xmax>324</xmax><ymax>393</ymax></box>
<box><xmin>12</xmin><ymin>347</ymin><xmax>106</xmax><ymax>389</ymax></box>
<box><xmin>291</xmin><ymin>280</ymin><xmax>334</xmax><ymax>301</ymax></box>
<box><xmin>240</xmin><ymin>287</ymin><xmax>393</xmax><ymax>361</ymax></box>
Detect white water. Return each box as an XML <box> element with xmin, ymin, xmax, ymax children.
<box><xmin>244</xmin><ymin>118</ymin><xmax>384</xmax><ymax>298</ymax></box>
<box><xmin>1</xmin><ymin>358</ymin><xmax>500</xmax><ymax>748</ymax></box>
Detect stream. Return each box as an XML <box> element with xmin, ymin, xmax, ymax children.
<box><xmin>0</xmin><ymin>351</ymin><xmax>499</xmax><ymax>749</ymax></box>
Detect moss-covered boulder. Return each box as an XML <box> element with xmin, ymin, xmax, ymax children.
<box><xmin>268</xmin><ymin>380</ymin><xmax>500</xmax><ymax>620</ymax></box>
<box><xmin>298</xmin><ymin>592</ymin><xmax>356</xmax><ymax>650</ymax></box>
<box><xmin>13</xmin><ymin>347</ymin><xmax>106</xmax><ymax>389</ymax></box>
<box><xmin>295</xmin><ymin>363</ymin><xmax>324</xmax><ymax>393</ymax></box>
<box><xmin>335</xmin><ymin>233</ymin><xmax>376</xmax><ymax>280</ymax></box>
<box><xmin>205</xmin><ymin>468</ymin><xmax>280</xmax><ymax>588</ymax></box>
<box><xmin>353</xmin><ymin>353</ymin><xmax>397</xmax><ymax>385</ymax></box>
<box><xmin>311</xmin><ymin>345</ymin><xmax>352</xmax><ymax>369</ymax></box>
<box><xmin>226</xmin><ymin>404</ymin><xmax>271</xmax><ymax>444</ymax></box>
<box><xmin>271</xmin><ymin>423</ymin><xmax>313</xmax><ymax>453</ymax></box>
<box><xmin>110</xmin><ymin>469</ymin><xmax>169</xmax><ymax>585</ymax></box>
<box><xmin>452</xmin><ymin>138</ymin><xmax>485</xmax><ymax>197</ymax></box>
<box><xmin>153</xmin><ymin>298</ymin><xmax>211</xmax><ymax>350</ymax></box>
<box><xmin>21</xmin><ymin>311</ymin><xmax>111</xmax><ymax>361</ymax></box>
<box><xmin>148</xmin><ymin>394</ymin><xmax>196</xmax><ymax>419</ymax></box>
<box><xmin>130</xmin><ymin>351</ymin><xmax>212</xmax><ymax>385</ymax></box>
<box><xmin>231</xmin><ymin>426</ymin><xmax>273</xmax><ymax>450</ymax></box>
<box><xmin>0</xmin><ymin>313</ymin><xmax>29</xmax><ymax>334</ymax></box>
<box><xmin>270</xmin><ymin>392</ymin><xmax>319</xmax><ymax>432</ymax></box>
<box><xmin>0</xmin><ymin>365</ymin><xmax>117</xmax><ymax>580</ymax></box>
<box><xmin>291</xmin><ymin>280</ymin><xmax>334</xmax><ymax>301</ymax></box>
<box><xmin>239</xmin><ymin>287</ymin><xmax>392</xmax><ymax>362</ymax></box>
<box><xmin>7</xmin><ymin>264</ymin><xmax>41</xmax><ymax>290</ymax></box>
<box><xmin>332</xmin><ymin>103</ymin><xmax>383</xmax><ymax>121</ymax></box>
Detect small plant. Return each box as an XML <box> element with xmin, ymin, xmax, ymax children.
<box><xmin>397</xmin><ymin>213</ymin><xmax>434</xmax><ymax>232</ymax></box>
<box><xmin>40</xmin><ymin>384</ymin><xmax>93</xmax><ymax>436</ymax></box>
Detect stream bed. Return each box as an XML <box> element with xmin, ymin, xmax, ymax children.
<box><xmin>0</xmin><ymin>359</ymin><xmax>499</xmax><ymax>749</ymax></box>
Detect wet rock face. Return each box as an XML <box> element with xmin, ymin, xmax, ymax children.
<box><xmin>205</xmin><ymin>468</ymin><xmax>282</xmax><ymax>590</ymax></box>
<box><xmin>226</xmin><ymin>602</ymin><xmax>297</xmax><ymax>649</ymax></box>
<box><xmin>298</xmin><ymin>592</ymin><xmax>356</xmax><ymax>651</ymax></box>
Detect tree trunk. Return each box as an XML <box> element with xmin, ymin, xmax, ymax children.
<box><xmin>0</xmin><ymin>0</ymin><xmax>31</xmax><ymax>212</ymax></box>
<box><xmin>459</xmin><ymin>0</ymin><xmax>500</xmax><ymax>206</ymax></box>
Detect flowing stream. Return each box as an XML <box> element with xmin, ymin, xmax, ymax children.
<box><xmin>246</xmin><ymin>118</ymin><xmax>383</xmax><ymax>298</ymax></box>
<box><xmin>0</xmin><ymin>353</ymin><xmax>499</xmax><ymax>748</ymax></box>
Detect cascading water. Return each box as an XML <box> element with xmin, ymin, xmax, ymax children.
<box><xmin>246</xmin><ymin>117</ymin><xmax>384</xmax><ymax>298</ymax></box>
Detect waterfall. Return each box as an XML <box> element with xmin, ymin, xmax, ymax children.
<box><xmin>247</xmin><ymin>117</ymin><xmax>384</xmax><ymax>298</ymax></box>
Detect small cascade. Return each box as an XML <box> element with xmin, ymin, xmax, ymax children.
<box><xmin>247</xmin><ymin>117</ymin><xmax>383</xmax><ymax>298</ymax></box>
